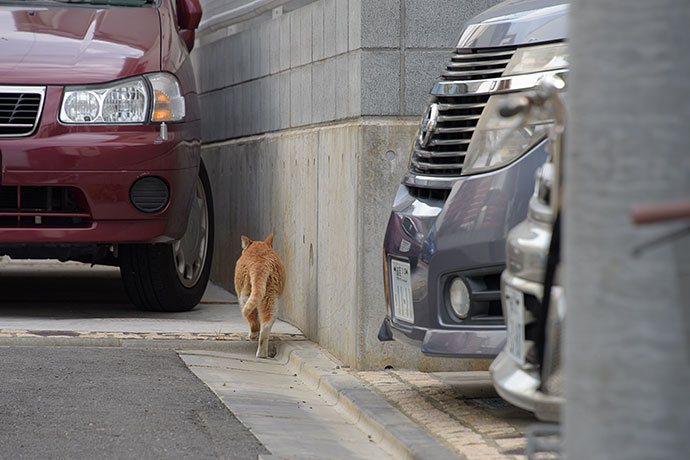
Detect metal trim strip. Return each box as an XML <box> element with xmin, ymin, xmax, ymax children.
<box><xmin>431</xmin><ymin>69</ymin><xmax>568</xmax><ymax>97</ymax></box>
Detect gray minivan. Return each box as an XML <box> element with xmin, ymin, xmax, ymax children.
<box><xmin>379</xmin><ymin>0</ymin><xmax>568</xmax><ymax>358</ymax></box>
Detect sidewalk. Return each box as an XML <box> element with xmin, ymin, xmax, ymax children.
<box><xmin>0</xmin><ymin>260</ymin><xmax>541</xmax><ymax>459</ymax></box>
<box><xmin>262</xmin><ymin>341</ymin><xmax>536</xmax><ymax>460</ymax></box>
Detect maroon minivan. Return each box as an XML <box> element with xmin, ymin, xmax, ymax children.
<box><xmin>0</xmin><ymin>0</ymin><xmax>212</xmax><ymax>312</ymax></box>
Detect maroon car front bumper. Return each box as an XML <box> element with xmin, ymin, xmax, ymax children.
<box><xmin>0</xmin><ymin>86</ymin><xmax>201</xmax><ymax>244</ymax></box>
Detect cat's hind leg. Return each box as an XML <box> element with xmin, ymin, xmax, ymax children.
<box><xmin>239</xmin><ymin>292</ymin><xmax>259</xmax><ymax>340</ymax></box>
<box><xmin>246</xmin><ymin>309</ymin><xmax>260</xmax><ymax>341</ymax></box>
<box><xmin>238</xmin><ymin>292</ymin><xmax>249</xmax><ymax>311</ymax></box>
<box><xmin>257</xmin><ymin>317</ymin><xmax>275</xmax><ymax>358</ymax></box>
<box><xmin>257</xmin><ymin>297</ymin><xmax>276</xmax><ymax>358</ymax></box>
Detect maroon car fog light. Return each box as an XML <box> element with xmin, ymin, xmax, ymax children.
<box><xmin>130</xmin><ymin>176</ymin><xmax>170</xmax><ymax>213</ymax></box>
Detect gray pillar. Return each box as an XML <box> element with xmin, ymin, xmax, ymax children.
<box><xmin>565</xmin><ymin>1</ymin><xmax>690</xmax><ymax>458</ymax></box>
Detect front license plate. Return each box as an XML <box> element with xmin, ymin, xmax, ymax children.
<box><xmin>504</xmin><ymin>285</ymin><xmax>525</xmax><ymax>365</ymax></box>
<box><xmin>390</xmin><ymin>259</ymin><xmax>414</xmax><ymax>324</ymax></box>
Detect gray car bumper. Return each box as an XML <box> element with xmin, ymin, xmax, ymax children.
<box><xmin>381</xmin><ymin>140</ymin><xmax>548</xmax><ymax>359</ymax></box>
<box><xmin>490</xmin><ymin>270</ymin><xmax>564</xmax><ymax>422</ymax></box>
<box><xmin>490</xmin><ymin>350</ymin><xmax>563</xmax><ymax>421</ymax></box>
<box><xmin>380</xmin><ymin>316</ymin><xmax>506</xmax><ymax>358</ymax></box>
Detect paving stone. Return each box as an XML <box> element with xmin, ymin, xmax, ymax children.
<box><xmin>356</xmin><ymin>366</ymin><xmax>539</xmax><ymax>459</ymax></box>
<box><xmin>495</xmin><ymin>437</ymin><xmax>527</xmax><ymax>450</ymax></box>
<box><xmin>481</xmin><ymin>427</ymin><xmax>520</xmax><ymax>437</ymax></box>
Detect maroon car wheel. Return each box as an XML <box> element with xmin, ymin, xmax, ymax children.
<box><xmin>119</xmin><ymin>160</ymin><xmax>214</xmax><ymax>312</ymax></box>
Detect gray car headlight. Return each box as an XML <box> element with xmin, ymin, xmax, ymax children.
<box><xmin>461</xmin><ymin>42</ymin><xmax>568</xmax><ymax>175</ymax></box>
<box><xmin>503</xmin><ymin>42</ymin><xmax>568</xmax><ymax>76</ymax></box>
<box><xmin>461</xmin><ymin>93</ymin><xmax>552</xmax><ymax>175</ymax></box>
<box><xmin>60</xmin><ymin>73</ymin><xmax>185</xmax><ymax>124</ymax></box>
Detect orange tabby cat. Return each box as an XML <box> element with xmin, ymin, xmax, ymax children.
<box><xmin>234</xmin><ymin>233</ymin><xmax>286</xmax><ymax>358</ymax></box>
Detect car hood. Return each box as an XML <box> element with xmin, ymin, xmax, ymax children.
<box><xmin>457</xmin><ymin>0</ymin><xmax>568</xmax><ymax>49</ymax></box>
<box><xmin>0</xmin><ymin>5</ymin><xmax>161</xmax><ymax>85</ymax></box>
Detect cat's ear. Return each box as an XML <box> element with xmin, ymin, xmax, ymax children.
<box><xmin>241</xmin><ymin>235</ymin><xmax>252</xmax><ymax>250</ymax></box>
<box><xmin>265</xmin><ymin>233</ymin><xmax>274</xmax><ymax>248</ymax></box>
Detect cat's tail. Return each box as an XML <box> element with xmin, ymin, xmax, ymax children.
<box><xmin>243</xmin><ymin>270</ymin><xmax>269</xmax><ymax>315</ymax></box>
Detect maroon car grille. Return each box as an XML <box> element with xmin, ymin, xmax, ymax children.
<box><xmin>0</xmin><ymin>186</ymin><xmax>91</xmax><ymax>227</ymax></box>
<box><xmin>0</xmin><ymin>88</ymin><xmax>44</xmax><ymax>137</ymax></box>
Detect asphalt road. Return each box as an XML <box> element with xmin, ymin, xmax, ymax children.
<box><xmin>0</xmin><ymin>347</ymin><xmax>269</xmax><ymax>460</ymax></box>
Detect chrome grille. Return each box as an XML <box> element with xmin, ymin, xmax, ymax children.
<box><xmin>410</xmin><ymin>47</ymin><xmax>517</xmax><ymax>178</ymax></box>
<box><xmin>411</xmin><ymin>94</ymin><xmax>489</xmax><ymax>176</ymax></box>
<box><xmin>0</xmin><ymin>86</ymin><xmax>45</xmax><ymax>137</ymax></box>
<box><xmin>442</xmin><ymin>47</ymin><xmax>517</xmax><ymax>81</ymax></box>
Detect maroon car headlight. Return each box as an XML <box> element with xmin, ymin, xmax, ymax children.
<box><xmin>60</xmin><ymin>77</ymin><xmax>149</xmax><ymax>124</ymax></box>
<box><xmin>59</xmin><ymin>73</ymin><xmax>185</xmax><ymax>124</ymax></box>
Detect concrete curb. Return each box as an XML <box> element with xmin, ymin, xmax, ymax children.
<box><xmin>275</xmin><ymin>341</ymin><xmax>461</xmax><ymax>460</ymax></box>
<box><xmin>0</xmin><ymin>336</ymin><xmax>281</xmax><ymax>353</ymax></box>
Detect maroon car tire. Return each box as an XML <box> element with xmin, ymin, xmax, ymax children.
<box><xmin>119</xmin><ymin>160</ymin><xmax>214</xmax><ymax>312</ymax></box>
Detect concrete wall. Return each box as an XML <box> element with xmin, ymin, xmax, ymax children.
<box><xmin>193</xmin><ymin>0</ymin><xmax>501</xmax><ymax>370</ymax></box>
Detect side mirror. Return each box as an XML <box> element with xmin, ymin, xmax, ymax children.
<box><xmin>176</xmin><ymin>0</ymin><xmax>202</xmax><ymax>30</ymax></box>
<box><xmin>176</xmin><ymin>0</ymin><xmax>202</xmax><ymax>51</ymax></box>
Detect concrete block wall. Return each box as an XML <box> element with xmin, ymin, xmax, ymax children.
<box><xmin>193</xmin><ymin>0</ymin><xmax>501</xmax><ymax>370</ymax></box>
<box><xmin>194</xmin><ymin>0</ymin><xmax>502</xmax><ymax>138</ymax></box>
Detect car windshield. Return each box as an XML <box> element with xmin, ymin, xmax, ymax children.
<box><xmin>0</xmin><ymin>0</ymin><xmax>154</xmax><ymax>5</ymax></box>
